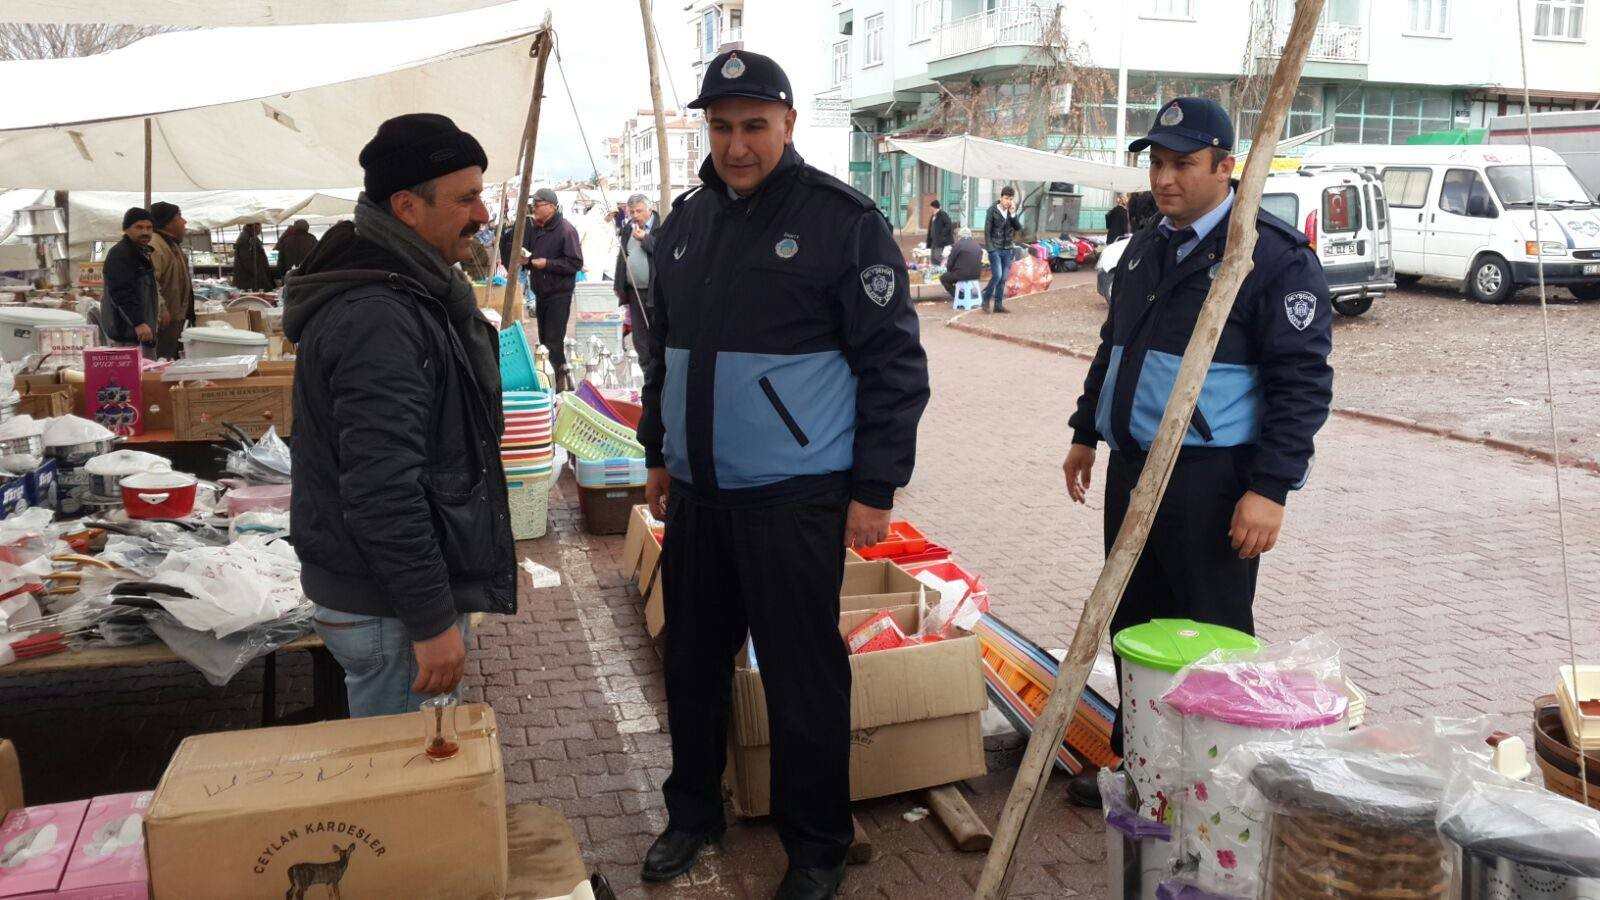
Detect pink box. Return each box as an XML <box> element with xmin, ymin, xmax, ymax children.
<box><xmin>56</xmin><ymin>792</ymin><xmax>151</xmax><ymax>900</ymax></box>
<box><xmin>0</xmin><ymin>800</ymin><xmax>88</xmax><ymax>898</ymax></box>
<box><xmin>83</xmin><ymin>347</ymin><xmax>145</xmax><ymax>438</ymax></box>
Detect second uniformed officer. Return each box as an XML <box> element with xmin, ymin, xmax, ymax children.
<box><xmin>636</xmin><ymin>51</ymin><xmax>929</xmax><ymax>899</ymax></box>
<box><xmin>1061</xmin><ymin>97</ymin><xmax>1334</xmax><ymax>805</ymax></box>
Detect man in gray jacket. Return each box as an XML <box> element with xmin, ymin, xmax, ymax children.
<box><xmin>613</xmin><ymin>193</ymin><xmax>659</xmax><ymax>371</ymax></box>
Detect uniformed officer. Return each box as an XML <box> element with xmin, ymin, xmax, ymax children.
<box><xmin>1060</xmin><ymin>97</ymin><xmax>1334</xmax><ymax>806</ymax></box>
<box><xmin>636</xmin><ymin>50</ymin><xmax>929</xmax><ymax>899</ymax></box>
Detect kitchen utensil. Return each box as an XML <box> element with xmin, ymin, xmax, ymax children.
<box><xmin>120</xmin><ymin>471</ymin><xmax>198</xmax><ymax>520</ymax></box>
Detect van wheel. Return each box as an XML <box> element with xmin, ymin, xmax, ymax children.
<box><xmin>1332</xmin><ymin>298</ymin><xmax>1372</xmax><ymax>316</ymax></box>
<box><xmin>1570</xmin><ymin>284</ymin><xmax>1600</xmax><ymax>301</ymax></box>
<box><xmin>1467</xmin><ymin>256</ymin><xmax>1514</xmax><ymax>304</ymax></box>
<box><xmin>1395</xmin><ymin>274</ymin><xmax>1422</xmax><ymax>288</ymax></box>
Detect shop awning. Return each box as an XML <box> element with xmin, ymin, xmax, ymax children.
<box><xmin>0</xmin><ymin>2</ymin><xmax>545</xmax><ymax>190</ymax></box>
<box><xmin>883</xmin><ymin>134</ymin><xmax>1150</xmax><ymax>193</ymax></box>
<box><xmin>0</xmin><ymin>0</ymin><xmax>508</xmax><ymax>25</ymax></box>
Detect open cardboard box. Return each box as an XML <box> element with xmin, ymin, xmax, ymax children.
<box><xmin>727</xmin><ymin>589</ymin><xmax>986</xmax><ymax>818</ymax></box>
<box><xmin>621</xmin><ymin>505</ymin><xmax>667</xmax><ymax>637</ymax></box>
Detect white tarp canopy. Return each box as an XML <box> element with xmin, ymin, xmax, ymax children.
<box><xmin>0</xmin><ymin>1</ymin><xmax>507</xmax><ymax>25</ymax></box>
<box><xmin>886</xmin><ymin>134</ymin><xmax>1150</xmax><ymax>193</ymax></box>
<box><xmin>0</xmin><ymin>2</ymin><xmax>545</xmax><ymax>190</ymax></box>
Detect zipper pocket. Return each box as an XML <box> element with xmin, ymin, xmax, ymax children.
<box><xmin>1189</xmin><ymin>406</ymin><xmax>1215</xmax><ymax>443</ymax></box>
<box><xmin>758</xmin><ymin>376</ymin><xmax>810</xmax><ymax>447</ymax></box>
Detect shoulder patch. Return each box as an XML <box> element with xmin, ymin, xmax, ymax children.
<box><xmin>797</xmin><ymin>165</ymin><xmax>876</xmax><ymax>211</ymax></box>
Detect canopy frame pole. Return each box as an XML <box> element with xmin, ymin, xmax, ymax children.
<box><xmin>501</xmin><ymin>16</ymin><xmax>556</xmax><ymax>329</ymax></box>
<box><xmin>973</xmin><ymin>2</ymin><xmax>1326</xmax><ymax>895</ymax></box>
<box><xmin>143</xmin><ymin>118</ymin><xmax>153</xmax><ymax>210</ymax></box>
<box><xmin>640</xmin><ymin>0</ymin><xmax>673</xmax><ymax>217</ymax></box>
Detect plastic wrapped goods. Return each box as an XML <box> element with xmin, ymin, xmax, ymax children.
<box><xmin>1438</xmin><ymin>763</ymin><xmax>1600</xmax><ymax>897</ymax></box>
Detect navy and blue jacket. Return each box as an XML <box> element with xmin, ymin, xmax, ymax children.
<box><xmin>1068</xmin><ymin>202</ymin><xmax>1334</xmax><ymax>505</ymax></box>
<box><xmin>637</xmin><ymin>147</ymin><xmax>930</xmax><ymax>510</ymax></box>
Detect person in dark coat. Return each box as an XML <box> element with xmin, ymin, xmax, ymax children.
<box><xmin>926</xmin><ymin>199</ymin><xmax>953</xmax><ymax>263</ymax></box>
<box><xmin>1105</xmin><ymin>193</ymin><xmax>1131</xmax><ymax>244</ymax></box>
<box><xmin>99</xmin><ymin>207</ymin><xmax>158</xmax><ymax>357</ymax></box>
<box><xmin>500</xmin><ymin>188</ymin><xmax>583</xmax><ymax>388</ymax></box>
<box><xmin>612</xmin><ymin>193</ymin><xmax>659</xmax><ymax>372</ymax></box>
<box><xmin>282</xmin><ymin>113</ymin><xmax>515</xmax><ymax>718</ymax></box>
<box><xmin>983</xmin><ymin>186</ymin><xmax>1023</xmax><ymax>313</ymax></box>
<box><xmin>939</xmin><ymin>227</ymin><xmax>984</xmax><ymax>298</ymax></box>
<box><xmin>1128</xmin><ymin>190</ymin><xmax>1160</xmax><ymax>232</ymax></box>
<box><xmin>232</xmin><ymin>222</ymin><xmax>275</xmax><ymax>290</ymax></box>
<box><xmin>275</xmin><ymin>219</ymin><xmax>319</xmax><ymax>280</ymax></box>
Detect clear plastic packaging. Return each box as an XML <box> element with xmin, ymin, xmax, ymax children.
<box><xmin>1437</xmin><ymin>760</ymin><xmax>1600</xmax><ymax>885</ymax></box>
<box><xmin>145</xmin><ymin>603</ymin><xmax>310</xmax><ymax>686</ymax></box>
<box><xmin>146</xmin><ymin>536</ymin><xmax>304</xmax><ymax>636</ymax></box>
<box><xmin>224</xmin><ymin>425</ymin><xmax>291</xmax><ymax>484</ymax></box>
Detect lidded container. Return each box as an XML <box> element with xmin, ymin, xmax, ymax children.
<box><xmin>180</xmin><ymin>325</ymin><xmax>268</xmax><ymax>360</ymax></box>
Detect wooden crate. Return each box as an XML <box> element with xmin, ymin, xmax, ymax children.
<box><xmin>171</xmin><ymin>375</ymin><xmax>293</xmax><ymax>441</ymax></box>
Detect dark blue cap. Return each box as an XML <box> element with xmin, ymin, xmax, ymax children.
<box><xmin>1130</xmin><ymin>97</ymin><xmax>1235</xmax><ymax>155</ymax></box>
<box><xmin>688</xmin><ymin>50</ymin><xmax>793</xmax><ymax>110</ymax></box>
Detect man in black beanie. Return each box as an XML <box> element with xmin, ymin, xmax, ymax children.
<box><xmin>100</xmin><ymin>208</ymin><xmax>158</xmax><ymax>356</ymax></box>
<box><xmin>148</xmin><ymin>201</ymin><xmax>193</xmax><ymax>359</ymax></box>
<box><xmin>282</xmin><ymin>113</ymin><xmax>516</xmax><ymax>717</ymax></box>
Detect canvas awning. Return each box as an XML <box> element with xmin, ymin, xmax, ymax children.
<box><xmin>0</xmin><ymin>2</ymin><xmax>545</xmax><ymax>190</ymax></box>
<box><xmin>0</xmin><ymin>1</ymin><xmax>507</xmax><ymax>25</ymax></box>
<box><xmin>884</xmin><ymin>134</ymin><xmax>1150</xmax><ymax>193</ymax></box>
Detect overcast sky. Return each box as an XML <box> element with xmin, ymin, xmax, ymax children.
<box><xmin>535</xmin><ymin>0</ymin><xmax>696</xmax><ymax>181</ymax></box>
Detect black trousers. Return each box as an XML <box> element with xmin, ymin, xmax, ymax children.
<box><xmin>660</xmin><ymin>484</ymin><xmax>853</xmax><ymax>869</ymax></box>
<box><xmin>534</xmin><ymin>291</ymin><xmax>572</xmax><ymax>377</ymax></box>
<box><xmin>1104</xmin><ymin>447</ymin><xmax>1258</xmax><ymax>755</ymax></box>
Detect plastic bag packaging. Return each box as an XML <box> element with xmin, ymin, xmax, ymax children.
<box><xmin>224</xmin><ymin>426</ymin><xmax>291</xmax><ymax>484</ymax></box>
<box><xmin>1099</xmin><ymin>769</ymin><xmax>1180</xmax><ymax>900</ymax></box>
<box><xmin>229</xmin><ymin>510</ymin><xmax>289</xmax><ymax>543</ymax></box>
<box><xmin>148</xmin><ymin>536</ymin><xmax>303</xmax><ymax>636</ymax></box>
<box><xmin>146</xmin><ymin>603</ymin><xmax>311</xmax><ymax>686</ymax></box>
<box><xmin>1436</xmin><ymin>758</ymin><xmax>1600</xmax><ymax>884</ymax></box>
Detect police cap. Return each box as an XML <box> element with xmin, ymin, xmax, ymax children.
<box><xmin>1130</xmin><ymin>97</ymin><xmax>1235</xmax><ymax>155</ymax></box>
<box><xmin>688</xmin><ymin>50</ymin><xmax>793</xmax><ymax>110</ymax></box>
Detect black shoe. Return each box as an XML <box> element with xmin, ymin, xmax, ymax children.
<box><xmin>1066</xmin><ymin>771</ymin><xmax>1102</xmax><ymax>809</ymax></box>
<box><xmin>640</xmin><ymin>827</ymin><xmax>722</xmax><ymax>883</ymax></box>
<box><xmin>774</xmin><ymin>864</ymin><xmax>846</xmax><ymax>900</ymax></box>
<box><xmin>993</xmin><ymin>305</ymin><xmax>1010</xmax><ymax>314</ymax></box>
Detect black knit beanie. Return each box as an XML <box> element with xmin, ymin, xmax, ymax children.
<box><xmin>149</xmin><ymin>202</ymin><xmax>181</xmax><ymax>230</ymax></box>
<box><xmin>122</xmin><ymin>207</ymin><xmax>152</xmax><ymax>230</ymax></box>
<box><xmin>359</xmin><ymin>113</ymin><xmax>488</xmax><ymax>206</ymax></box>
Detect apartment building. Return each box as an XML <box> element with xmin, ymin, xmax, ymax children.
<box><xmin>826</xmin><ymin>0</ymin><xmax>1600</xmax><ymax>231</ymax></box>
<box><xmin>610</xmin><ymin>110</ymin><xmax>706</xmax><ymax>196</ymax></box>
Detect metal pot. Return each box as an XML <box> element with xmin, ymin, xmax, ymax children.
<box><xmin>46</xmin><ymin>437</ymin><xmax>118</xmax><ymax>467</ymax></box>
<box><xmin>1440</xmin><ymin>763</ymin><xmax>1600</xmax><ymax>900</ymax></box>
<box><xmin>1452</xmin><ymin>848</ymin><xmax>1600</xmax><ymax>900</ymax></box>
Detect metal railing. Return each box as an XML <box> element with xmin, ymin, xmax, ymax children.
<box><xmin>1269</xmin><ymin>20</ymin><xmax>1365</xmax><ymax>63</ymax></box>
<box><xmin>929</xmin><ymin>4</ymin><xmax>1052</xmax><ymax>62</ymax></box>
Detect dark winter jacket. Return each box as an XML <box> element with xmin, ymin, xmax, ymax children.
<box><xmin>1105</xmin><ymin>205</ymin><xmax>1130</xmax><ymax>244</ymax></box>
<box><xmin>275</xmin><ymin>226</ymin><xmax>319</xmax><ymax>280</ymax></box>
<box><xmin>1068</xmin><ymin>199</ymin><xmax>1334</xmax><ymax>505</ymax></box>
<box><xmin>500</xmin><ymin>211</ymin><xmax>583</xmax><ymax>300</ymax></box>
<box><xmin>638</xmin><ymin>146</ymin><xmax>930</xmax><ymax>510</ymax></box>
<box><xmin>283</xmin><ymin>212</ymin><xmax>515</xmax><ymax>642</ymax></box>
<box><xmin>985</xmin><ymin>202</ymin><xmax>1022</xmax><ymax>250</ymax></box>
<box><xmin>233</xmin><ymin>229</ymin><xmax>275</xmax><ymax>290</ymax></box>
<box><xmin>946</xmin><ymin>236</ymin><xmax>984</xmax><ymax>282</ymax></box>
<box><xmin>100</xmin><ymin>236</ymin><xmax>157</xmax><ymax>343</ymax></box>
<box><xmin>612</xmin><ymin>211</ymin><xmax>660</xmax><ymax>303</ymax></box>
<box><xmin>927</xmin><ymin>209</ymin><xmax>954</xmax><ymax>252</ymax></box>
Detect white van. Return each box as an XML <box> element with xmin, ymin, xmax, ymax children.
<box><xmin>1300</xmin><ymin>144</ymin><xmax>1600</xmax><ymax>303</ymax></box>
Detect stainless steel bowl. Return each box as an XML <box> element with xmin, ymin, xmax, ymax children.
<box><xmin>46</xmin><ymin>437</ymin><xmax>118</xmax><ymax>466</ymax></box>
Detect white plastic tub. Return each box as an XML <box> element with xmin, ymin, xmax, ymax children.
<box><xmin>0</xmin><ymin>307</ymin><xmax>87</xmax><ymax>362</ymax></box>
<box><xmin>181</xmin><ymin>324</ymin><xmax>268</xmax><ymax>360</ymax></box>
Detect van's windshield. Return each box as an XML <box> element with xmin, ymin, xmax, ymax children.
<box><xmin>1486</xmin><ymin>165</ymin><xmax>1595</xmax><ymax>209</ymax></box>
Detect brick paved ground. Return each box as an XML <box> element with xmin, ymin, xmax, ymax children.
<box><xmin>4</xmin><ymin>300</ymin><xmax>1597</xmax><ymax>898</ymax></box>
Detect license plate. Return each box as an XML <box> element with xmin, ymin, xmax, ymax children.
<box><xmin>1584</xmin><ymin>264</ymin><xmax>1600</xmax><ymax>275</ymax></box>
<box><xmin>1327</xmin><ymin>242</ymin><xmax>1358</xmax><ymax>257</ymax></box>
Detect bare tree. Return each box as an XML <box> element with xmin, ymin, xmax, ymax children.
<box><xmin>0</xmin><ymin>23</ymin><xmax>172</xmax><ymax>60</ymax></box>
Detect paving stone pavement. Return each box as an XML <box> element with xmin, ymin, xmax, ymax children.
<box><xmin>4</xmin><ymin>306</ymin><xmax>1597</xmax><ymax>899</ymax></box>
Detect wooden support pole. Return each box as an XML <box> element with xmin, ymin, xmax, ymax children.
<box><xmin>638</xmin><ymin>0</ymin><xmax>673</xmax><ymax>217</ymax></box>
<box><xmin>974</xmin><ymin>2</ymin><xmax>1327</xmax><ymax>896</ymax></box>
<box><xmin>143</xmin><ymin>118</ymin><xmax>153</xmax><ymax>210</ymax></box>
<box><xmin>501</xmin><ymin>15</ymin><xmax>556</xmax><ymax>328</ymax></box>
<box><xmin>926</xmin><ymin>785</ymin><xmax>992</xmax><ymax>852</ymax></box>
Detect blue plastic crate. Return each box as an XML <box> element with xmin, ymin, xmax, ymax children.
<box><xmin>498</xmin><ymin>321</ymin><xmax>542</xmax><ymax>393</ymax></box>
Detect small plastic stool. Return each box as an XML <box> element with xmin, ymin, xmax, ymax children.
<box><xmin>952</xmin><ymin>279</ymin><xmax>982</xmax><ymax>311</ymax></box>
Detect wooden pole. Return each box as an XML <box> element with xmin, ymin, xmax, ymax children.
<box><xmin>974</xmin><ymin>2</ymin><xmax>1326</xmax><ymax>895</ymax></box>
<box><xmin>143</xmin><ymin>118</ymin><xmax>153</xmax><ymax>210</ymax></box>
<box><xmin>501</xmin><ymin>14</ymin><xmax>556</xmax><ymax>327</ymax></box>
<box><xmin>638</xmin><ymin>0</ymin><xmax>673</xmax><ymax>216</ymax></box>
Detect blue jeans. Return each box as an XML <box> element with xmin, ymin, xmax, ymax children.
<box><xmin>985</xmin><ymin>248</ymin><xmax>1013</xmax><ymax>305</ymax></box>
<box><xmin>310</xmin><ymin>605</ymin><xmax>472</xmax><ymax>718</ymax></box>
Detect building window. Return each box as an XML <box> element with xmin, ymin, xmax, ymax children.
<box><xmin>912</xmin><ymin>0</ymin><xmax>933</xmax><ymax>40</ymax></box>
<box><xmin>701</xmin><ymin>9</ymin><xmax>719</xmax><ymax>57</ymax></box>
<box><xmin>1535</xmin><ymin>0</ymin><xmax>1585</xmax><ymax>39</ymax></box>
<box><xmin>1332</xmin><ymin>86</ymin><xmax>1454</xmax><ymax>144</ymax></box>
<box><xmin>864</xmin><ymin>14</ymin><xmax>884</xmax><ymax>66</ymax></box>
<box><xmin>832</xmin><ymin>41</ymin><xmax>850</xmax><ymax>87</ymax></box>
<box><xmin>729</xmin><ymin>8</ymin><xmax>742</xmax><ymax>43</ymax></box>
<box><xmin>1146</xmin><ymin>0</ymin><xmax>1194</xmax><ymax>19</ymax></box>
<box><xmin>1407</xmin><ymin>0</ymin><xmax>1449</xmax><ymax>34</ymax></box>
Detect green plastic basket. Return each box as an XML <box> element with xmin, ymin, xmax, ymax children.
<box><xmin>553</xmin><ymin>392</ymin><xmax>645</xmax><ymax>461</ymax></box>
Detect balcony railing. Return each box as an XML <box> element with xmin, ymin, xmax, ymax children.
<box><xmin>1268</xmin><ymin>21</ymin><xmax>1365</xmax><ymax>63</ymax></box>
<box><xmin>929</xmin><ymin>4</ymin><xmax>1052</xmax><ymax>62</ymax></box>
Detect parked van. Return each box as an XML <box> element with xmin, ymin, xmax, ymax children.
<box><xmin>1096</xmin><ymin>166</ymin><xmax>1395</xmax><ymax>316</ymax></box>
<box><xmin>1300</xmin><ymin>144</ymin><xmax>1600</xmax><ymax>303</ymax></box>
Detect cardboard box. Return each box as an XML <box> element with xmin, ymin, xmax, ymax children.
<box><xmin>170</xmin><ymin>375</ymin><xmax>293</xmax><ymax>441</ymax></box>
<box><xmin>621</xmin><ymin>505</ymin><xmax>667</xmax><ymax>638</ymax></box>
<box><xmin>841</xmin><ymin>560</ymin><xmax>938</xmax><ymax>607</ymax></box>
<box><xmin>0</xmin><ymin>740</ymin><xmax>20</xmax><ymax>818</ymax></box>
<box><xmin>0</xmin><ymin>800</ymin><xmax>89</xmax><ymax>897</ymax></box>
<box><xmin>195</xmin><ymin>308</ymin><xmax>253</xmax><ymax>331</ymax></box>
<box><xmin>83</xmin><ymin>347</ymin><xmax>145</xmax><ymax>437</ymax></box>
<box><xmin>58</xmin><ymin>792</ymin><xmax>152</xmax><ymax>900</ymax></box>
<box><xmin>727</xmin><ymin>591</ymin><xmax>985</xmax><ymax>817</ymax></box>
<box><xmin>15</xmin><ymin>385</ymin><xmax>69</xmax><ymax>420</ymax></box>
<box><xmin>138</xmin><ymin>373</ymin><xmax>174</xmax><ymax>433</ymax></box>
<box><xmin>145</xmin><ymin>704</ymin><xmax>506</xmax><ymax>900</ymax></box>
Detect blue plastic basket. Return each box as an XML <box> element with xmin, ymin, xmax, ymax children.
<box><xmin>574</xmin><ymin>456</ymin><xmax>649</xmax><ymax>488</ymax></box>
<box><xmin>499</xmin><ymin>322</ymin><xmax>542</xmax><ymax>392</ymax></box>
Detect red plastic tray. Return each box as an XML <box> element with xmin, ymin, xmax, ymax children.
<box><xmin>856</xmin><ymin>521</ymin><xmax>930</xmax><ymax>560</ymax></box>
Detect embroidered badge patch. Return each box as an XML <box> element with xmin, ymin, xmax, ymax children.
<box><xmin>673</xmin><ymin>241</ymin><xmax>687</xmax><ymax>260</ymax></box>
<box><xmin>721</xmin><ymin>54</ymin><xmax>746</xmax><ymax>79</ymax></box>
<box><xmin>1159</xmin><ymin>103</ymin><xmax>1184</xmax><ymax>127</ymax></box>
<box><xmin>860</xmin><ymin>264</ymin><xmax>895</xmax><ymax>306</ymax></box>
<box><xmin>1284</xmin><ymin>290</ymin><xmax>1317</xmax><ymax>331</ymax></box>
<box><xmin>775</xmin><ymin>236</ymin><xmax>799</xmax><ymax>259</ymax></box>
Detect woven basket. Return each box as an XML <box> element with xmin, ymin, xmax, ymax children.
<box><xmin>1263</xmin><ymin>807</ymin><xmax>1449</xmax><ymax>899</ymax></box>
<box><xmin>553</xmin><ymin>392</ymin><xmax>644</xmax><ymax>461</ymax></box>
<box><xmin>506</xmin><ymin>476</ymin><xmax>549</xmax><ymax>540</ymax></box>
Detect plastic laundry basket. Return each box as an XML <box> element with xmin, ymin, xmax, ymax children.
<box><xmin>506</xmin><ymin>475</ymin><xmax>548</xmax><ymax>540</ymax></box>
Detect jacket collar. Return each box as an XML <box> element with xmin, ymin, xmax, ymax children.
<box><xmin>696</xmin><ymin>144</ymin><xmax>804</xmax><ymax>209</ymax></box>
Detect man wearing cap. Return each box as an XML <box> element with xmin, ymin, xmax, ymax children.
<box><xmin>500</xmin><ymin>187</ymin><xmax>582</xmax><ymax>389</ymax></box>
<box><xmin>637</xmin><ymin>50</ymin><xmax>928</xmax><ymax>899</ymax></box>
<box><xmin>283</xmin><ymin>113</ymin><xmax>515</xmax><ymax>718</ymax></box>
<box><xmin>1061</xmin><ymin>97</ymin><xmax>1333</xmax><ymax>806</ymax></box>
<box><xmin>100</xmin><ymin>208</ymin><xmax>159</xmax><ymax>356</ymax></box>
<box><xmin>148</xmin><ymin>201</ymin><xmax>194</xmax><ymax>359</ymax></box>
